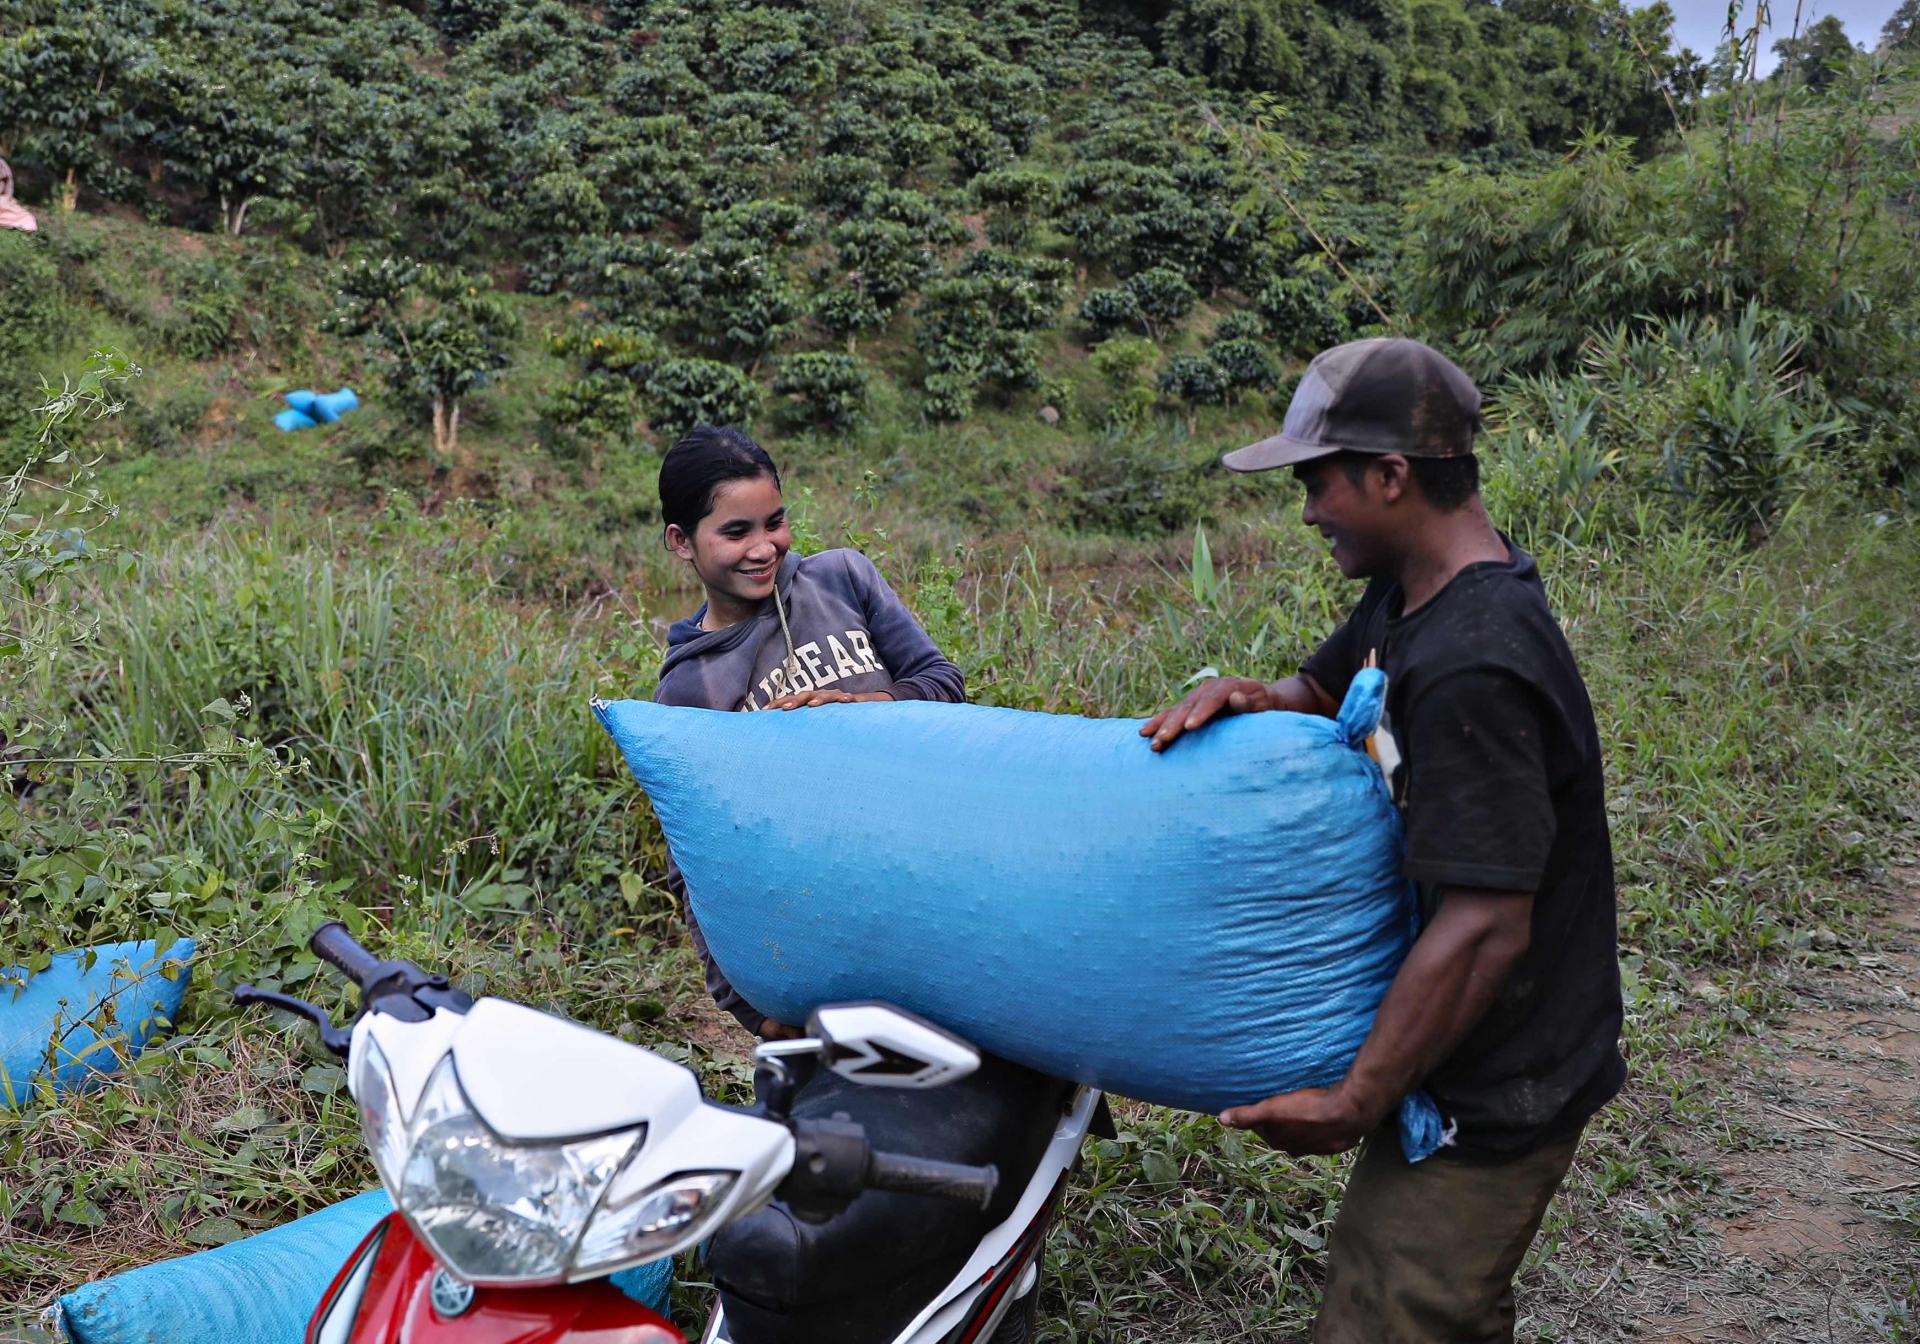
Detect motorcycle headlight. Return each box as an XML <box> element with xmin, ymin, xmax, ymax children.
<box><xmin>356</xmin><ymin>1043</ymin><xmax>639</xmax><ymax>1285</ymax></box>
<box><xmin>572</xmin><ymin>1170</ymin><xmax>736</xmax><ymax>1274</ymax></box>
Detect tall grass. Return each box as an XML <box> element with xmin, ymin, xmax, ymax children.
<box><xmin>7</xmin><ymin>485</ymin><xmax>1918</xmax><ymax>1334</ymax></box>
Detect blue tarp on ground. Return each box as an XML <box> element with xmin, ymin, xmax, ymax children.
<box><xmin>57</xmin><ymin>1189</ymin><xmax>673</xmax><ymax>1343</ymax></box>
<box><xmin>596</xmin><ymin>669</ymin><xmax>1444</xmax><ymax>1158</ymax></box>
<box><xmin>1</xmin><ymin>939</ymin><xmax>195</xmax><ymax>1106</ymax></box>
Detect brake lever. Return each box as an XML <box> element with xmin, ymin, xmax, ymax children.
<box><xmin>233</xmin><ymin>985</ymin><xmax>353</xmax><ymax>1058</ymax></box>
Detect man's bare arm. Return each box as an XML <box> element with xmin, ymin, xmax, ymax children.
<box><xmin>1219</xmin><ymin>888</ymin><xmax>1533</xmax><ymax>1154</ymax></box>
<box><xmin>1140</xmin><ymin>673</ymin><xmax>1339</xmax><ymax>752</ymax></box>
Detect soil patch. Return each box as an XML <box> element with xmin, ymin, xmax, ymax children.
<box><xmin>1527</xmin><ymin>860</ymin><xmax>1920</xmax><ymax>1341</ymax></box>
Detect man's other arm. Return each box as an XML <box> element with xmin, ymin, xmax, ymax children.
<box><xmin>1219</xmin><ymin>888</ymin><xmax>1531</xmax><ymax>1153</ymax></box>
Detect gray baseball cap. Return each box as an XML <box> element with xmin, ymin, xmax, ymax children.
<box><xmin>1222</xmin><ymin>337</ymin><xmax>1482</xmax><ymax>473</ymax></box>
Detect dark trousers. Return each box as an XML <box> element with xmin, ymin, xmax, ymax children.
<box><xmin>1312</xmin><ymin>1124</ymin><xmax>1582</xmax><ymax>1344</ymax></box>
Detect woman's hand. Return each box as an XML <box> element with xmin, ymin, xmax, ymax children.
<box><xmin>765</xmin><ymin>688</ymin><xmax>895</xmax><ymax>710</ymax></box>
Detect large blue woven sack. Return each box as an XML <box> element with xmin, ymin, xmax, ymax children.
<box><xmin>2</xmin><ymin>939</ymin><xmax>195</xmax><ymax>1107</ymax></box>
<box><xmin>59</xmin><ymin>1190</ymin><xmax>393</xmax><ymax>1344</ymax></box>
<box><xmin>596</xmin><ymin>671</ymin><xmax>1442</xmax><ymax>1156</ymax></box>
<box><xmin>57</xmin><ymin>1189</ymin><xmax>673</xmax><ymax>1341</ymax></box>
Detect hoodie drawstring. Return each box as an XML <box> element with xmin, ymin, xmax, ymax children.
<box><xmin>770</xmin><ymin>569</ymin><xmax>802</xmax><ymax>689</ymax></box>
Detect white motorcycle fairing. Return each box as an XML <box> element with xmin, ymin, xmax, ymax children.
<box><xmin>349</xmin><ymin>997</ymin><xmax>795</xmax><ymax>1285</ymax></box>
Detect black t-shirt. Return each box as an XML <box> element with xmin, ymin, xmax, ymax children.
<box><xmin>1301</xmin><ymin>539</ymin><xmax>1626</xmax><ymax>1157</ymax></box>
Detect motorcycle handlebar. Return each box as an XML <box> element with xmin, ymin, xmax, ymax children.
<box><xmin>865</xmin><ymin>1151</ymin><xmax>999</xmax><ymax>1210</ymax></box>
<box><xmin>310</xmin><ymin>921</ymin><xmax>382</xmax><ymax>990</ymax></box>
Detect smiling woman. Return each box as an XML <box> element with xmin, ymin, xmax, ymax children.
<box><xmin>646</xmin><ymin>423</ymin><xmax>967</xmax><ymax>1038</ymax></box>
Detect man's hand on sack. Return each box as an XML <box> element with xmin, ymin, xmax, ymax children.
<box><xmin>1140</xmin><ymin>674</ymin><xmax>1339</xmax><ymax>752</ymax></box>
<box><xmin>760</xmin><ymin>1018</ymin><xmax>805</xmax><ymax>1040</ymax></box>
<box><xmin>765</xmin><ymin>688</ymin><xmax>896</xmax><ymax>710</ymax></box>
<box><xmin>1218</xmin><ymin>1081</ymin><xmax>1380</xmax><ymax>1156</ymax></box>
<box><xmin>1222</xmin><ymin>890</ymin><xmax>1535</xmax><ymax>1157</ymax></box>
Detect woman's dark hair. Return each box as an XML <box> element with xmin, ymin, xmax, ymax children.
<box><xmin>658</xmin><ymin>424</ymin><xmax>781</xmax><ymax>535</ymax></box>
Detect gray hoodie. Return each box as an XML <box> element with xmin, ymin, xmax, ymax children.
<box><xmin>653</xmin><ymin>548</ymin><xmax>966</xmax><ymax>1031</ymax></box>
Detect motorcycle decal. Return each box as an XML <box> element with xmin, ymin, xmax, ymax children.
<box><xmin>946</xmin><ymin>1171</ymin><xmax>1068</xmax><ymax>1344</ymax></box>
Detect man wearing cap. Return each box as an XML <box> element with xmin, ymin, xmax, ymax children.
<box><xmin>1142</xmin><ymin>338</ymin><xmax>1624</xmax><ymax>1342</ymax></box>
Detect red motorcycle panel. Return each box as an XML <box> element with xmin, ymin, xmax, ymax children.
<box><xmin>310</xmin><ymin>1213</ymin><xmax>684</xmax><ymax>1344</ymax></box>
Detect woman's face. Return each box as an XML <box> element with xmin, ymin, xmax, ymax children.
<box><xmin>668</xmin><ymin>473</ymin><xmax>791</xmax><ymax>613</ymax></box>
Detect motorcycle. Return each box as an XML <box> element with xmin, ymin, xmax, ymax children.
<box><xmin>236</xmin><ymin>922</ymin><xmax>1103</xmax><ymax>1344</ymax></box>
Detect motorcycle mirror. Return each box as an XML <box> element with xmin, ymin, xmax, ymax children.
<box><xmin>805</xmin><ymin>1002</ymin><xmax>981</xmax><ymax>1089</ymax></box>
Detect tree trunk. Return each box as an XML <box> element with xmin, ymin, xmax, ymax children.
<box><xmin>230</xmin><ymin>196</ymin><xmax>256</xmax><ymax>236</ymax></box>
<box><xmin>432</xmin><ymin>391</ymin><xmax>448</xmax><ymax>459</ymax></box>
<box><xmin>447</xmin><ymin>399</ymin><xmax>461</xmax><ymax>457</ymax></box>
<box><xmin>61</xmin><ymin>168</ymin><xmax>79</xmax><ymax>214</ymax></box>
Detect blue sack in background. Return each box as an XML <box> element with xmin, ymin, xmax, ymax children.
<box><xmin>57</xmin><ymin>1188</ymin><xmax>673</xmax><ymax>1342</ymax></box>
<box><xmin>309</xmin><ymin>388</ymin><xmax>359</xmax><ymax>423</ymax></box>
<box><xmin>275</xmin><ymin>387</ymin><xmax>358</xmax><ymax>432</ymax></box>
<box><xmin>1</xmin><ymin>938</ymin><xmax>195</xmax><ymax>1106</ymax></box>
<box><xmin>596</xmin><ymin>671</ymin><xmax>1444</xmax><ymax>1157</ymax></box>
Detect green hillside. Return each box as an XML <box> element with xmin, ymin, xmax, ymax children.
<box><xmin>4</xmin><ymin>0</ymin><xmax>1920</xmax><ymax>1335</ymax></box>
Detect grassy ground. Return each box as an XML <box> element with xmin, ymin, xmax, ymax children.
<box><xmin>5</xmin><ymin>213</ymin><xmax>1920</xmax><ymax>1338</ymax></box>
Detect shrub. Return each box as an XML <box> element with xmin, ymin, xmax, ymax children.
<box><xmin>972</xmin><ymin>168</ymin><xmax>1058</xmax><ymax>246</ymax></box>
<box><xmin>1079</xmin><ymin>286</ymin><xmax>1144</xmax><ymax>337</ymax></box>
<box><xmin>885</xmin><ymin>118</ymin><xmax>949</xmax><ymax>175</ymax></box>
<box><xmin>1054</xmin><ymin>430</ymin><xmax>1219</xmax><ymax>536</ymax></box>
<box><xmin>1088</xmin><ymin>334</ymin><xmax>1162</xmax><ymax>430</ymax></box>
<box><xmin>1402</xmin><ymin>136</ymin><xmax>1667</xmax><ymax>378</ymax></box>
<box><xmin>1582</xmin><ymin>306</ymin><xmax>1846</xmax><ymax>533</ymax></box>
<box><xmin>803</xmin><ymin>154</ymin><xmax>890</xmax><ymax>217</ymax></box>
<box><xmin>540</xmin><ymin>374</ymin><xmax>643</xmax><ymax>445</ymax></box>
<box><xmin>547</xmin><ymin>324</ymin><xmax>666</xmax><ymax>382</ymax></box>
<box><xmin>829</xmin><ymin>218</ymin><xmax>935</xmax><ymax>310</ymax></box>
<box><xmin>1089</xmin><ymin>335</ymin><xmax>1161</xmax><ymax>389</ymax></box>
<box><xmin>1209</xmin><ymin>310</ymin><xmax>1265</xmax><ymax>345</ymax></box>
<box><xmin>627</xmin><ymin>239</ymin><xmax>802</xmax><ymax>363</ymax></box>
<box><xmin>590</xmin><ymin>118</ymin><xmax>702</xmax><ymax>232</ymax></box>
<box><xmin>645</xmin><ymin>358</ymin><xmax>758</xmax><ymax>437</ymax></box>
<box><xmin>1208</xmin><ymin>338</ymin><xmax>1278</xmax><ymax>395</ymax></box>
<box><xmin>920</xmin><ymin>371</ymin><xmax>979</xmax><ymax>421</ymax></box>
<box><xmin>950</xmin><ymin>115</ymin><xmax>1013</xmax><ymax>178</ymax></box>
<box><xmin>1159</xmin><ymin>354</ymin><xmax>1230</xmax><ymax>406</ymax></box>
<box><xmin>518</xmin><ymin>169</ymin><xmax>612</xmax><ymax>290</ymax></box>
<box><xmin>1255</xmin><ymin>275</ymin><xmax>1349</xmax><ymax>357</ymax></box>
<box><xmin>0</xmin><ymin>233</ymin><xmax>67</xmax><ymax>371</ymax></box>
<box><xmin>1125</xmin><ymin>268</ymin><xmax>1196</xmax><ymax>340</ymax></box>
<box><xmin>914</xmin><ymin>254</ymin><xmax>1068</xmax><ymax>418</ymax></box>
<box><xmin>812</xmin><ymin>285</ymin><xmax>887</xmax><ymax>351</ymax></box>
<box><xmin>860</xmin><ymin>188</ymin><xmax>969</xmax><ymax>247</ymax></box>
<box><xmin>821</xmin><ymin>104</ymin><xmax>886</xmax><ymax>157</ymax></box>
<box><xmin>164</xmin><ymin>259</ymin><xmax>242</xmax><ymax>359</ymax></box>
<box><xmin>772</xmin><ymin>352</ymin><xmax>869</xmax><ymax>433</ymax></box>
<box><xmin>702</xmin><ymin>198</ymin><xmax>812</xmax><ymax>247</ymax></box>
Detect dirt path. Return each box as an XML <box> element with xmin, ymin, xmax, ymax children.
<box><xmin>1532</xmin><ymin>859</ymin><xmax>1920</xmax><ymax>1341</ymax></box>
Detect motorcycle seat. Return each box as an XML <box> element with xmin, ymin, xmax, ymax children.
<box><xmin>703</xmin><ymin>1053</ymin><xmax>1073</xmax><ymax>1344</ymax></box>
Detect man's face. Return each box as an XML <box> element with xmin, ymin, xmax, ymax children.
<box><xmin>1293</xmin><ymin>457</ymin><xmax>1400</xmax><ymax>579</ymax></box>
